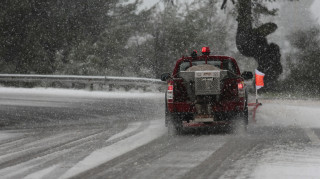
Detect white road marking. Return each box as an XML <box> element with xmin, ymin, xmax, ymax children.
<box><xmin>60</xmin><ymin>119</ymin><xmax>166</xmax><ymax>179</ymax></box>
<box><xmin>304</xmin><ymin>128</ymin><xmax>320</xmax><ymax>145</ymax></box>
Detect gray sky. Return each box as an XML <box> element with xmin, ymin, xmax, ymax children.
<box><xmin>140</xmin><ymin>0</ymin><xmax>159</xmax><ymax>9</ymax></box>
<box><xmin>141</xmin><ymin>0</ymin><xmax>320</xmax><ymax>24</ymax></box>
<box><xmin>311</xmin><ymin>0</ymin><xmax>320</xmax><ymax>24</ymax></box>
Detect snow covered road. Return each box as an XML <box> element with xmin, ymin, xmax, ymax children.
<box><xmin>1</xmin><ymin>88</ymin><xmax>320</xmax><ymax>178</ymax></box>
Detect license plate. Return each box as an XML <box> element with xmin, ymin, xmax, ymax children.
<box><xmin>194</xmin><ymin>118</ymin><xmax>214</xmax><ymax>122</ymax></box>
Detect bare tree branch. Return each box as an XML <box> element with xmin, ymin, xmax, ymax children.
<box><xmin>220</xmin><ymin>0</ymin><xmax>235</xmax><ymax>10</ymax></box>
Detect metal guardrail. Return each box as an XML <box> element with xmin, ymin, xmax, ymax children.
<box><xmin>0</xmin><ymin>74</ymin><xmax>166</xmax><ymax>92</ymax></box>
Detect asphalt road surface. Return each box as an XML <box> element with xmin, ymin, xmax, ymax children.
<box><xmin>1</xmin><ymin>88</ymin><xmax>320</xmax><ymax>179</ymax></box>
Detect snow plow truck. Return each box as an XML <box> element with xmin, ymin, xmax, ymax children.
<box><xmin>161</xmin><ymin>47</ymin><xmax>253</xmax><ymax>134</ymax></box>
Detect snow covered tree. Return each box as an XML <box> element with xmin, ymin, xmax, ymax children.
<box><xmin>0</xmin><ymin>0</ymin><xmax>131</xmax><ymax>74</ymax></box>
<box><xmin>285</xmin><ymin>27</ymin><xmax>320</xmax><ymax>95</ymax></box>
<box><xmin>145</xmin><ymin>0</ymin><xmax>228</xmax><ymax>78</ymax></box>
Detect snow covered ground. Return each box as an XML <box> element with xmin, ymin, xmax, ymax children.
<box><xmin>248</xmin><ymin>99</ymin><xmax>320</xmax><ymax>179</ymax></box>
<box><xmin>2</xmin><ymin>87</ymin><xmax>320</xmax><ymax>178</ymax></box>
<box><xmin>251</xmin><ymin>146</ymin><xmax>320</xmax><ymax>179</ymax></box>
<box><xmin>256</xmin><ymin>99</ymin><xmax>320</xmax><ymax>128</ymax></box>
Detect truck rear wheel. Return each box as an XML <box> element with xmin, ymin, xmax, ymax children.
<box><xmin>243</xmin><ymin>106</ymin><xmax>249</xmax><ymax>125</ymax></box>
<box><xmin>167</xmin><ymin>114</ymin><xmax>182</xmax><ymax>136</ymax></box>
<box><xmin>230</xmin><ymin>108</ymin><xmax>248</xmax><ymax>134</ymax></box>
<box><xmin>168</xmin><ymin>121</ymin><xmax>182</xmax><ymax>136</ymax></box>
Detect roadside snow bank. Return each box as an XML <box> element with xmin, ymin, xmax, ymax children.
<box><xmin>0</xmin><ymin>87</ymin><xmax>164</xmax><ymax>99</ymax></box>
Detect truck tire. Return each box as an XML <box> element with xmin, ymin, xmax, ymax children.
<box><xmin>167</xmin><ymin>114</ymin><xmax>182</xmax><ymax>136</ymax></box>
<box><xmin>165</xmin><ymin>106</ymin><xmax>169</xmax><ymax>127</ymax></box>
<box><xmin>240</xmin><ymin>107</ymin><xmax>249</xmax><ymax>132</ymax></box>
<box><xmin>230</xmin><ymin>108</ymin><xmax>248</xmax><ymax>134</ymax></box>
<box><xmin>243</xmin><ymin>106</ymin><xmax>249</xmax><ymax>125</ymax></box>
<box><xmin>165</xmin><ymin>93</ymin><xmax>168</xmax><ymax>127</ymax></box>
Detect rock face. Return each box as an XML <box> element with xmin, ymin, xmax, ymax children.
<box><xmin>236</xmin><ymin>0</ymin><xmax>282</xmax><ymax>89</ymax></box>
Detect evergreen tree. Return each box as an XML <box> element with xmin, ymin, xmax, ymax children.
<box><xmin>61</xmin><ymin>0</ymin><xmax>151</xmax><ymax>76</ymax></box>
<box><xmin>142</xmin><ymin>0</ymin><xmax>228</xmax><ymax>78</ymax></box>
<box><xmin>0</xmin><ymin>0</ymin><xmax>119</xmax><ymax>74</ymax></box>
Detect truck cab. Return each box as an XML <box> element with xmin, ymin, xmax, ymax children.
<box><xmin>161</xmin><ymin>47</ymin><xmax>253</xmax><ymax>134</ymax></box>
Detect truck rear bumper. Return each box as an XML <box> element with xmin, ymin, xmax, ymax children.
<box><xmin>182</xmin><ymin>120</ymin><xmax>231</xmax><ymax>127</ymax></box>
<box><xmin>168</xmin><ymin>99</ymin><xmax>245</xmax><ymax>113</ymax></box>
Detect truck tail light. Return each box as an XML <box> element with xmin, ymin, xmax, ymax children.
<box><xmin>238</xmin><ymin>82</ymin><xmax>244</xmax><ymax>90</ymax></box>
<box><xmin>167</xmin><ymin>82</ymin><xmax>173</xmax><ymax>103</ymax></box>
<box><xmin>238</xmin><ymin>81</ymin><xmax>245</xmax><ymax>97</ymax></box>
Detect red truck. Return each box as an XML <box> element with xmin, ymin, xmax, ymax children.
<box><xmin>161</xmin><ymin>47</ymin><xmax>253</xmax><ymax>134</ymax></box>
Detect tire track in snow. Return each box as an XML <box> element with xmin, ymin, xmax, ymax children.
<box><xmin>106</xmin><ymin>121</ymin><xmax>144</xmax><ymax>142</ymax></box>
<box><xmin>0</xmin><ymin>128</ymin><xmax>112</xmax><ymax>169</ymax></box>
<box><xmin>24</xmin><ymin>165</ymin><xmax>59</xmax><ymax>179</ymax></box>
<box><xmin>0</xmin><ymin>127</ymin><xmax>118</xmax><ymax>178</ymax></box>
<box><xmin>60</xmin><ymin>119</ymin><xmax>166</xmax><ymax>179</ymax></box>
<box><xmin>0</xmin><ymin>121</ymin><xmax>156</xmax><ymax>178</ymax></box>
<box><xmin>88</xmin><ymin>132</ymin><xmax>229</xmax><ymax>179</ymax></box>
